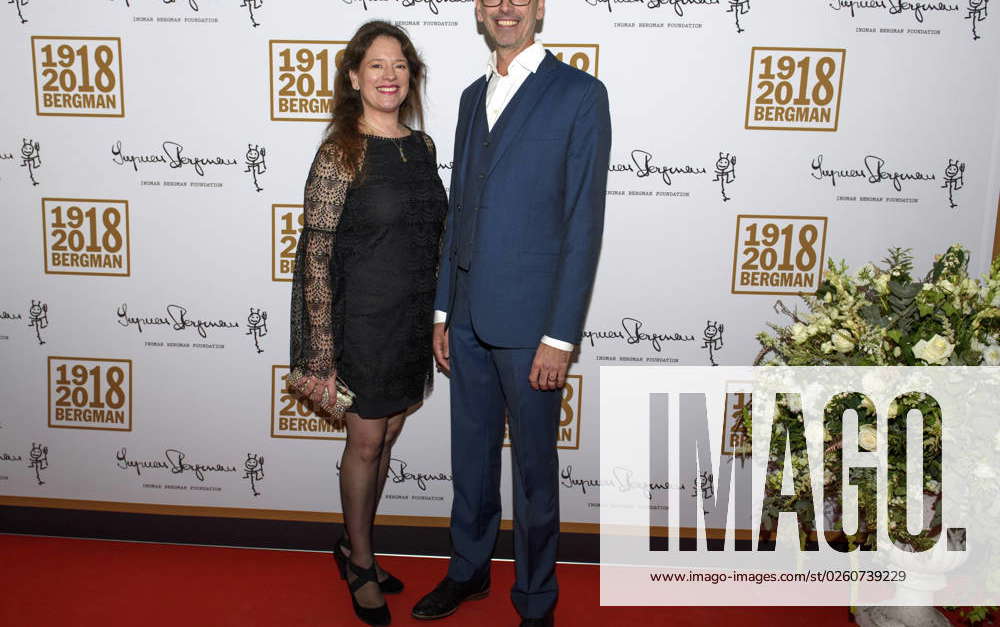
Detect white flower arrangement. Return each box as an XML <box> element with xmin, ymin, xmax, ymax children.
<box><xmin>756</xmin><ymin>245</ymin><xmax>1000</xmax><ymax>367</ymax></box>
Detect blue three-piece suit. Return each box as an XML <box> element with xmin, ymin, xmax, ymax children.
<box><xmin>434</xmin><ymin>50</ymin><xmax>612</xmax><ymax>618</ymax></box>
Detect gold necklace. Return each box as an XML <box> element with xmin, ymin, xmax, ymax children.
<box><xmin>361</xmin><ymin>118</ymin><xmax>407</xmax><ymax>162</ymax></box>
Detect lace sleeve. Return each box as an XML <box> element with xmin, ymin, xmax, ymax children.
<box><xmin>419</xmin><ymin>132</ymin><xmax>447</xmax><ymax>278</ymax></box>
<box><xmin>289</xmin><ymin>141</ymin><xmax>351</xmax><ymax>379</ymax></box>
<box><xmin>416</xmin><ymin>132</ymin><xmax>447</xmax><ymax>279</ymax></box>
<box><xmin>419</xmin><ymin>131</ymin><xmax>437</xmax><ymax>163</ymax></box>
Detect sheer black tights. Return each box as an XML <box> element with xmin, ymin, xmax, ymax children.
<box><xmin>340</xmin><ymin>410</ymin><xmax>405</xmax><ymax>608</ymax></box>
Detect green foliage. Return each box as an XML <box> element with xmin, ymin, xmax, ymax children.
<box><xmin>755</xmin><ymin>244</ymin><xmax>1000</xmax><ymax>368</ymax></box>
<box><xmin>943</xmin><ymin>606</ymin><xmax>999</xmax><ymax>624</ymax></box>
<box><xmin>755</xmin><ymin>245</ymin><xmax>1000</xmax><ymax>625</ymax></box>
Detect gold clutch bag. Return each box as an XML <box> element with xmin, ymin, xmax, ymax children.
<box><xmin>288</xmin><ymin>369</ymin><xmax>356</xmax><ymax>422</ymax></box>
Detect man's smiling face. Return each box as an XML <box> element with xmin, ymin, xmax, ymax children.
<box><xmin>476</xmin><ymin>0</ymin><xmax>545</xmax><ymax>56</ymax></box>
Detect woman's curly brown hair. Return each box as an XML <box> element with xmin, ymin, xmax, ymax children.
<box><xmin>327</xmin><ymin>21</ymin><xmax>426</xmax><ymax>177</ymax></box>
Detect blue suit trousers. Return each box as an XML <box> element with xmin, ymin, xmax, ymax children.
<box><xmin>446</xmin><ymin>268</ymin><xmax>561</xmax><ymax>619</ymax></box>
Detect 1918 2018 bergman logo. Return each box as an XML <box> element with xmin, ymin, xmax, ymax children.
<box><xmin>48</xmin><ymin>357</ymin><xmax>132</xmax><ymax>431</ymax></box>
<box><xmin>271</xmin><ymin>365</ymin><xmax>346</xmax><ymax>440</ymax></box>
<box><xmin>504</xmin><ymin>374</ymin><xmax>582</xmax><ymax>450</ymax></box>
<box><xmin>544</xmin><ymin>44</ymin><xmax>599</xmax><ymax>77</ymax></box>
<box><xmin>31</xmin><ymin>37</ymin><xmax>125</xmax><ymax>117</ymax></box>
<box><xmin>43</xmin><ymin>198</ymin><xmax>130</xmax><ymax>277</ymax></box>
<box><xmin>745</xmin><ymin>47</ymin><xmax>846</xmax><ymax>132</ymax></box>
<box><xmin>269</xmin><ymin>41</ymin><xmax>347</xmax><ymax>122</ymax></box>
<box><xmin>731</xmin><ymin>215</ymin><xmax>828</xmax><ymax>295</ymax></box>
<box><xmin>272</xmin><ymin>204</ymin><xmax>303</xmax><ymax>281</ymax></box>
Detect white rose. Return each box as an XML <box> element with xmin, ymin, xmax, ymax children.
<box><xmin>858</xmin><ymin>424</ymin><xmax>878</xmax><ymax>451</ymax></box>
<box><xmin>912</xmin><ymin>334</ymin><xmax>955</xmax><ymax>365</ymax></box>
<box><xmin>893</xmin><ymin>346</ymin><xmax>902</xmax><ymax>358</ymax></box>
<box><xmin>983</xmin><ymin>345</ymin><xmax>1000</xmax><ymax>366</ymax></box>
<box><xmin>831</xmin><ymin>330</ymin><xmax>854</xmax><ymax>353</ymax></box>
<box><xmin>821</xmin><ymin>341</ymin><xmax>834</xmax><ymax>354</ymax></box>
<box><xmin>860</xmin><ymin>396</ymin><xmax>876</xmax><ymax>414</ymax></box>
<box><xmin>790</xmin><ymin>323</ymin><xmax>809</xmax><ymax>345</ymax></box>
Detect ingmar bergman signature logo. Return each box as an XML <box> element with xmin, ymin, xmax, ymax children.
<box><xmin>338</xmin><ymin>457</ymin><xmax>452</xmax><ymax>491</ymax></box>
<box><xmin>583</xmin><ymin>0</ymin><xmax>751</xmax><ymax>34</ymax></box>
<box><xmin>111</xmin><ymin>140</ymin><xmax>267</xmax><ymax>192</ymax></box>
<box><xmin>343</xmin><ymin>0</ymin><xmax>475</xmax><ymax>16</ymax></box>
<box><xmin>116</xmin><ymin>447</ymin><xmax>264</xmax><ymax>495</ymax></box>
<box><xmin>829</xmin><ymin>0</ymin><xmax>989</xmax><ymax>41</ymax></box>
<box><xmin>116</xmin><ymin>303</ymin><xmax>269</xmax><ymax>353</ymax></box>
<box><xmin>115</xmin><ymin>0</ymin><xmax>264</xmax><ymax>28</ymax></box>
<box><xmin>610</xmin><ymin>148</ymin><xmax>736</xmax><ymax>201</ymax></box>
<box><xmin>810</xmin><ymin>154</ymin><xmax>966</xmax><ymax>209</ymax></box>
<box><xmin>583</xmin><ymin>317</ymin><xmax>726</xmax><ymax>365</ymax></box>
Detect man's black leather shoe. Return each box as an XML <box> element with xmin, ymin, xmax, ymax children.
<box><xmin>519</xmin><ymin>613</ymin><xmax>554</xmax><ymax>627</ymax></box>
<box><xmin>411</xmin><ymin>576</ymin><xmax>490</xmax><ymax>620</ymax></box>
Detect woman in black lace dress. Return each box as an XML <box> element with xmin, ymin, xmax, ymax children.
<box><xmin>288</xmin><ymin>21</ymin><xmax>446</xmax><ymax>626</ymax></box>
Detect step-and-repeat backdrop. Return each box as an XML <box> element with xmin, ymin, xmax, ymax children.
<box><xmin>1</xmin><ymin>0</ymin><xmax>999</xmax><ymax>532</ymax></box>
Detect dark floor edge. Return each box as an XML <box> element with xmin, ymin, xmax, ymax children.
<box><xmin>0</xmin><ymin>505</ymin><xmax>600</xmax><ymax>563</ymax></box>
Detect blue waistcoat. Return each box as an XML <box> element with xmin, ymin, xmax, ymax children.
<box><xmin>454</xmin><ymin>81</ymin><xmax>533</xmax><ymax>271</ymax></box>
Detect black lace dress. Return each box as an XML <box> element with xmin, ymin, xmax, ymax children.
<box><xmin>289</xmin><ymin>131</ymin><xmax>447</xmax><ymax>418</ymax></box>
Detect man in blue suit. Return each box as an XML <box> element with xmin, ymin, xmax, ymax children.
<box><xmin>411</xmin><ymin>1</ymin><xmax>611</xmax><ymax>625</ymax></box>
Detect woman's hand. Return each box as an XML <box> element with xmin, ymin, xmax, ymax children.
<box><xmin>294</xmin><ymin>372</ymin><xmax>338</xmax><ymax>407</ymax></box>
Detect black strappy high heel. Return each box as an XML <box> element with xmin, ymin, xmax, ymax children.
<box><xmin>345</xmin><ymin>559</ymin><xmax>391</xmax><ymax>626</ymax></box>
<box><xmin>333</xmin><ymin>535</ymin><xmax>404</xmax><ymax>594</ymax></box>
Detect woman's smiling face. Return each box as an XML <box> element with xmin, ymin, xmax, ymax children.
<box><xmin>350</xmin><ymin>35</ymin><xmax>411</xmax><ymax>117</ymax></box>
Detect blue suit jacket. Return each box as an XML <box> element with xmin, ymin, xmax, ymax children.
<box><xmin>435</xmin><ymin>51</ymin><xmax>612</xmax><ymax>349</ymax></box>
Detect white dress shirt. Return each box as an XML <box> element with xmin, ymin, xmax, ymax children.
<box><xmin>484</xmin><ymin>40</ymin><xmax>546</xmax><ymax>130</ymax></box>
<box><xmin>435</xmin><ymin>41</ymin><xmax>575</xmax><ymax>352</ymax></box>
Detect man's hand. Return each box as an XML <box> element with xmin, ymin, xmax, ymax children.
<box><xmin>433</xmin><ymin>322</ymin><xmax>450</xmax><ymax>374</ymax></box>
<box><xmin>529</xmin><ymin>342</ymin><xmax>571</xmax><ymax>391</ymax></box>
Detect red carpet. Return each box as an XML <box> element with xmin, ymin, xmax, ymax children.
<box><xmin>0</xmin><ymin>534</ymin><xmax>855</xmax><ymax>626</ymax></box>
